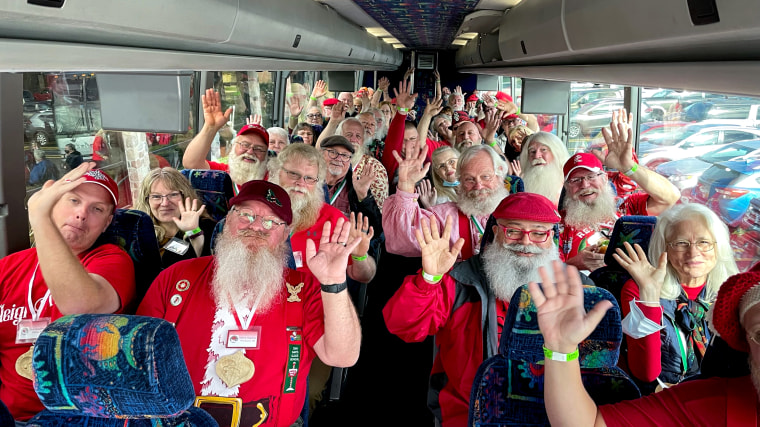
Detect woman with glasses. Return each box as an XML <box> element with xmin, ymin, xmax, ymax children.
<box><xmin>611</xmin><ymin>203</ymin><xmax>738</xmax><ymax>394</ymax></box>
<box><xmin>135</xmin><ymin>168</ymin><xmax>217</xmax><ymax>268</ymax></box>
<box><xmin>419</xmin><ymin>146</ymin><xmax>460</xmax><ymax>208</ymax></box>
<box><xmin>293</xmin><ymin>122</ymin><xmax>316</xmax><ymax>146</ymax></box>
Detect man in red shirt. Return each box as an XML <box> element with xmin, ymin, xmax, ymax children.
<box><xmin>183</xmin><ymin>89</ymin><xmax>270</xmax><ymax>190</ymax></box>
<box><xmin>559</xmin><ymin>109</ymin><xmax>679</xmax><ymax>272</ymax></box>
<box><xmin>138</xmin><ymin>180</ymin><xmax>361</xmax><ymax>427</ymax></box>
<box><xmin>0</xmin><ymin>163</ymin><xmax>135</xmax><ymax>422</ymax></box>
<box><xmin>531</xmin><ymin>265</ymin><xmax>760</xmax><ymax>427</ymax></box>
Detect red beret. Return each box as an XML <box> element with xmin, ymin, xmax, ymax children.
<box><xmin>495</xmin><ymin>91</ymin><xmax>513</xmax><ymax>103</ymax></box>
<box><xmin>563</xmin><ymin>152</ymin><xmax>604</xmax><ymax>180</ymax></box>
<box><xmin>712</xmin><ymin>272</ymin><xmax>760</xmax><ymax>352</ymax></box>
<box><xmin>237</xmin><ymin>123</ymin><xmax>269</xmax><ymax>144</ymax></box>
<box><xmin>229</xmin><ymin>180</ymin><xmax>292</xmax><ymax>225</ymax></box>
<box><xmin>466</xmin><ymin>94</ymin><xmax>479</xmax><ymax>102</ymax></box>
<box><xmin>323</xmin><ymin>98</ymin><xmax>339</xmax><ymax>106</ymax></box>
<box><xmin>82</xmin><ymin>169</ymin><xmax>118</xmax><ymax>207</ymax></box>
<box><xmin>492</xmin><ymin>192</ymin><xmax>560</xmax><ymax>223</ymax></box>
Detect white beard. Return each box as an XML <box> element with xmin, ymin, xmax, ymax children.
<box><xmin>269</xmin><ymin>172</ymin><xmax>324</xmax><ymax>232</ymax></box>
<box><xmin>228</xmin><ymin>149</ymin><xmax>267</xmax><ymax>185</ymax></box>
<box><xmin>376</xmin><ymin>125</ymin><xmax>388</xmax><ymax>141</ymax></box>
<box><xmin>351</xmin><ymin>142</ymin><xmax>367</xmax><ymax>167</ymax></box>
<box><xmin>522</xmin><ymin>159</ymin><xmax>564</xmax><ymax>206</ymax></box>
<box><xmin>456</xmin><ymin>185</ymin><xmax>509</xmax><ymax>218</ymax></box>
<box><xmin>562</xmin><ymin>183</ymin><xmax>618</xmax><ymax>229</ymax></box>
<box><xmin>481</xmin><ymin>241</ymin><xmax>559</xmax><ymax>302</ymax></box>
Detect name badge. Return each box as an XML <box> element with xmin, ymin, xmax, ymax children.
<box><xmin>293</xmin><ymin>251</ymin><xmax>303</xmax><ymax>269</ymax></box>
<box><xmin>227</xmin><ymin>326</ymin><xmax>262</xmax><ymax>349</ymax></box>
<box><xmin>16</xmin><ymin>318</ymin><xmax>50</xmax><ymax>344</ymax></box>
<box><xmin>164</xmin><ymin>238</ymin><xmax>190</xmax><ymax>255</ymax></box>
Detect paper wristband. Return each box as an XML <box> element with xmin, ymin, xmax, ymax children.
<box><xmin>543</xmin><ymin>346</ymin><xmax>579</xmax><ymax>362</ymax></box>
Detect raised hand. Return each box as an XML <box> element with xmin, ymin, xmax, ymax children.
<box><xmin>481</xmin><ymin>93</ymin><xmax>495</xmax><ymax>108</ymax></box>
<box><xmin>287</xmin><ymin>96</ymin><xmax>304</xmax><ymax>117</ymax></box>
<box><xmin>348</xmin><ymin>212</ymin><xmax>374</xmax><ymax>258</ymax></box>
<box><xmin>352</xmin><ymin>161</ymin><xmax>375</xmax><ymax>201</ymax></box>
<box><xmin>433</xmin><ymin>70</ymin><xmax>441</xmax><ymax>82</ymax></box>
<box><xmin>393</xmin><ymin>79</ymin><xmax>418</xmax><ymax>111</ymax></box>
<box><xmin>416</xmin><ymin>179</ymin><xmax>438</xmax><ymax>209</ymax></box>
<box><xmin>404</xmin><ymin>67</ymin><xmax>415</xmax><ymax>81</ymax></box>
<box><xmin>306</xmin><ymin>218</ymin><xmax>361</xmax><ymax>285</ymax></box>
<box><xmin>377</xmin><ymin>77</ymin><xmax>390</xmax><ymax>92</ymax></box>
<box><xmin>528</xmin><ymin>262</ymin><xmax>613</xmax><ymax>354</ymax></box>
<box><xmin>246</xmin><ymin>114</ymin><xmax>262</xmax><ymax>126</ymax></box>
<box><xmin>360</xmin><ymin>90</ymin><xmax>371</xmax><ymax>112</ymax></box>
<box><xmin>201</xmin><ymin>88</ymin><xmax>233</xmax><ymax>131</ymax></box>
<box><xmin>454</xmin><ymin>85</ymin><xmax>463</xmax><ymax>95</ymax></box>
<box><xmin>510</xmin><ymin>159</ymin><xmax>522</xmax><ymax>177</ymax></box>
<box><xmin>415</xmin><ymin>216</ymin><xmax>465</xmax><ymax>278</ymax></box>
<box><xmin>172</xmin><ymin>197</ymin><xmax>206</xmax><ymax>233</ymax></box>
<box><xmin>331</xmin><ymin>101</ymin><xmax>347</xmax><ymax>122</ymax></box>
<box><xmin>393</xmin><ymin>138</ymin><xmax>430</xmax><ymax>193</ymax></box>
<box><xmin>482</xmin><ymin>108</ymin><xmax>501</xmax><ymax>142</ymax></box>
<box><xmin>423</xmin><ymin>96</ymin><xmax>443</xmax><ymax>118</ymax></box>
<box><xmin>612</xmin><ymin>242</ymin><xmax>668</xmax><ymax>303</ymax></box>
<box><xmin>28</xmin><ymin>162</ymin><xmax>95</xmax><ymax>223</ymax></box>
<box><xmin>600</xmin><ymin>108</ymin><xmax>635</xmax><ymax>172</ymax></box>
<box><xmin>311</xmin><ymin>80</ymin><xmax>327</xmax><ymax>99</ymax></box>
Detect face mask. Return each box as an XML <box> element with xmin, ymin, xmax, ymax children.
<box><xmin>621</xmin><ymin>299</ymin><xmax>665</xmax><ymax>339</ymax></box>
<box><xmin>442</xmin><ymin>180</ymin><xmax>460</xmax><ymax>187</ymax></box>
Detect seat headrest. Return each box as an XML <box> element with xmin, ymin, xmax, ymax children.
<box><xmin>33</xmin><ymin>314</ymin><xmax>195</xmax><ymax>418</ymax></box>
<box><xmin>603</xmin><ymin>215</ymin><xmax>657</xmax><ymax>268</ymax></box>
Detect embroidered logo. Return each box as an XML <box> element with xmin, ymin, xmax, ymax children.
<box><xmin>266</xmin><ymin>189</ymin><xmax>282</xmax><ymax>207</ymax></box>
<box><xmin>286</xmin><ymin>282</ymin><xmax>304</xmax><ymax>302</ymax></box>
<box><xmin>175</xmin><ymin>280</ymin><xmax>190</xmax><ymax>292</ymax></box>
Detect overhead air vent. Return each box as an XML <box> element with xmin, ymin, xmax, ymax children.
<box><xmin>417</xmin><ymin>54</ymin><xmax>435</xmax><ymax>70</ymax></box>
<box><xmin>27</xmin><ymin>0</ymin><xmax>64</xmax><ymax>7</ymax></box>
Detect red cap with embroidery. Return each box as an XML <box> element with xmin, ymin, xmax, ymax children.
<box><xmin>563</xmin><ymin>152</ymin><xmax>604</xmax><ymax>181</ymax></box>
<box><xmin>492</xmin><ymin>192</ymin><xmax>560</xmax><ymax>223</ymax></box>
<box><xmin>236</xmin><ymin>123</ymin><xmax>269</xmax><ymax>144</ymax></box>
<box><xmin>466</xmin><ymin>94</ymin><xmax>479</xmax><ymax>102</ymax></box>
<box><xmin>450</xmin><ymin>110</ymin><xmax>475</xmax><ymax>129</ymax></box>
<box><xmin>229</xmin><ymin>180</ymin><xmax>293</xmax><ymax>225</ymax></box>
<box><xmin>323</xmin><ymin>98</ymin><xmax>339</xmax><ymax>106</ymax></box>
<box><xmin>82</xmin><ymin>169</ymin><xmax>118</xmax><ymax>207</ymax></box>
<box><xmin>711</xmin><ymin>272</ymin><xmax>760</xmax><ymax>352</ymax></box>
<box><xmin>495</xmin><ymin>92</ymin><xmax>513</xmax><ymax>103</ymax></box>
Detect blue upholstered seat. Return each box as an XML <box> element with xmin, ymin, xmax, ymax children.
<box><xmin>468</xmin><ymin>285</ymin><xmax>640</xmax><ymax>426</ymax></box>
<box><xmin>26</xmin><ymin>314</ymin><xmax>217</xmax><ymax>426</ymax></box>
<box><xmin>181</xmin><ymin>169</ymin><xmax>234</xmax><ymax>222</ymax></box>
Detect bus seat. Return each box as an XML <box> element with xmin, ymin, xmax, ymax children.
<box><xmin>27</xmin><ymin>314</ymin><xmax>217</xmax><ymax>426</ymax></box>
<box><xmin>93</xmin><ymin>208</ymin><xmax>162</xmax><ymax>308</ymax></box>
<box><xmin>468</xmin><ymin>284</ymin><xmax>640</xmax><ymax>426</ymax></box>
<box><xmin>588</xmin><ymin>215</ymin><xmax>657</xmax><ymax>304</ymax></box>
<box><xmin>181</xmin><ymin>169</ymin><xmax>234</xmax><ymax>222</ymax></box>
<box><xmin>503</xmin><ymin>174</ymin><xmax>524</xmax><ymax>194</ymax></box>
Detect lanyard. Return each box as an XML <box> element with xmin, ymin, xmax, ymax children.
<box><xmin>27</xmin><ymin>263</ymin><xmax>51</xmax><ymax>321</ymax></box>
<box><xmin>328</xmin><ymin>179</ymin><xmax>347</xmax><ymax>206</ymax></box>
<box><xmin>233</xmin><ymin>182</ymin><xmax>240</xmax><ymax>196</ymax></box>
<box><xmin>470</xmin><ymin>215</ymin><xmax>484</xmax><ymax>236</ymax></box>
<box><xmin>668</xmin><ymin>316</ymin><xmax>689</xmax><ymax>374</ymax></box>
<box><xmin>231</xmin><ymin>292</ymin><xmax>263</xmax><ymax>331</ymax></box>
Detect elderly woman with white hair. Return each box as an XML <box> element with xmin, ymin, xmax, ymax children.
<box><xmin>518</xmin><ymin>131</ymin><xmax>569</xmax><ymax>205</ymax></box>
<box><xmin>612</xmin><ymin>203</ymin><xmax>739</xmax><ymax>394</ymax></box>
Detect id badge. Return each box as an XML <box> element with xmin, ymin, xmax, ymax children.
<box><xmin>293</xmin><ymin>251</ymin><xmax>303</xmax><ymax>269</ymax></box>
<box><xmin>16</xmin><ymin>318</ymin><xmax>50</xmax><ymax>344</ymax></box>
<box><xmin>164</xmin><ymin>237</ymin><xmax>190</xmax><ymax>255</ymax></box>
<box><xmin>227</xmin><ymin>326</ymin><xmax>262</xmax><ymax>349</ymax></box>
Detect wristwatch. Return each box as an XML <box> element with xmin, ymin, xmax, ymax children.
<box><xmin>320</xmin><ymin>281</ymin><xmax>348</xmax><ymax>293</ymax></box>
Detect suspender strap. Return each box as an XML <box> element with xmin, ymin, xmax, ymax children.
<box><xmin>458</xmin><ymin>211</ymin><xmax>473</xmax><ymax>260</ymax></box>
<box><xmin>164</xmin><ymin>257</ymin><xmax>214</xmax><ymax>326</ymax></box>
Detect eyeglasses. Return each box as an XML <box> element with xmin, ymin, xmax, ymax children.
<box><xmin>667</xmin><ymin>240</ymin><xmax>715</xmax><ymax>252</ymax></box>
<box><xmin>323</xmin><ymin>148</ymin><xmax>352</xmax><ymax>162</ymax></box>
<box><xmin>498</xmin><ymin>225</ymin><xmax>551</xmax><ymax>243</ymax></box>
<box><xmin>231</xmin><ymin>207</ymin><xmax>286</xmax><ymax>230</ymax></box>
<box><xmin>237</xmin><ymin>141</ymin><xmax>268</xmax><ymax>154</ymax></box>
<box><xmin>147</xmin><ymin>192</ymin><xmax>182</xmax><ymax>203</ymax></box>
<box><xmin>436</xmin><ymin>158</ymin><xmax>457</xmax><ymax>171</ymax></box>
<box><xmin>461</xmin><ymin>173</ymin><xmax>495</xmax><ymax>186</ymax></box>
<box><xmin>306</xmin><ymin>113</ymin><xmax>323</xmax><ymax>119</ymax></box>
<box><xmin>281</xmin><ymin>166</ymin><xmax>319</xmax><ymax>185</ymax></box>
<box><xmin>567</xmin><ymin>172</ymin><xmax>604</xmax><ymax>186</ymax></box>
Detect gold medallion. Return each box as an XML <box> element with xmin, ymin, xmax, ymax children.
<box><xmin>216</xmin><ymin>350</ymin><xmax>254</xmax><ymax>388</ymax></box>
<box><xmin>286</xmin><ymin>282</ymin><xmax>304</xmax><ymax>302</ymax></box>
<box><xmin>16</xmin><ymin>345</ymin><xmax>34</xmax><ymax>381</ymax></box>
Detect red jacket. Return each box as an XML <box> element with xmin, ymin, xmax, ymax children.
<box><xmin>383</xmin><ymin>256</ymin><xmax>502</xmax><ymax>427</ymax></box>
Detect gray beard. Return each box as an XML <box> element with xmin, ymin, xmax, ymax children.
<box><xmin>212</xmin><ymin>229</ymin><xmax>287</xmax><ymax>313</ymax></box>
<box><xmin>522</xmin><ymin>161</ymin><xmax>564</xmax><ymax>206</ymax></box>
<box><xmin>562</xmin><ymin>183</ymin><xmax>618</xmax><ymax>229</ymax></box>
<box><xmin>351</xmin><ymin>143</ymin><xmax>367</xmax><ymax>167</ymax></box>
<box><xmin>456</xmin><ymin>185</ymin><xmax>509</xmax><ymax>218</ymax></box>
<box><xmin>481</xmin><ymin>241</ymin><xmax>559</xmax><ymax>302</ymax></box>
<box><xmin>228</xmin><ymin>149</ymin><xmax>267</xmax><ymax>185</ymax></box>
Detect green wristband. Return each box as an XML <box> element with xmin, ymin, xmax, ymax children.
<box><xmin>421</xmin><ymin>270</ymin><xmax>443</xmax><ymax>283</ymax></box>
<box><xmin>543</xmin><ymin>345</ymin><xmax>579</xmax><ymax>362</ymax></box>
<box><xmin>351</xmin><ymin>253</ymin><xmax>368</xmax><ymax>262</ymax></box>
<box><xmin>623</xmin><ymin>163</ymin><xmax>639</xmax><ymax>177</ymax></box>
<box><xmin>184</xmin><ymin>227</ymin><xmax>202</xmax><ymax>238</ymax></box>
<box><xmin>310</xmin><ymin>96</ymin><xmax>317</xmax><ymax>101</ymax></box>
<box><xmin>398</xmin><ymin>107</ymin><xmax>410</xmax><ymax>113</ymax></box>
<box><xmin>488</xmin><ymin>140</ymin><xmax>497</xmax><ymax>147</ymax></box>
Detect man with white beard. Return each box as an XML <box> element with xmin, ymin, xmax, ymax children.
<box><xmin>383</xmin><ymin>144</ymin><xmax>510</xmax><ymax>260</ymax></box>
<box><xmin>518</xmin><ymin>131</ymin><xmax>570</xmax><ymax>206</ymax></box>
<box><xmin>383</xmin><ymin>192</ymin><xmax>561</xmax><ymax>427</ymax></box>
<box><xmin>137</xmin><ymin>180</ymin><xmax>362</xmax><ymax>427</ymax></box>
<box><xmin>559</xmin><ymin>110</ymin><xmax>679</xmax><ymax>272</ymax></box>
<box><xmin>183</xmin><ymin>89</ymin><xmax>269</xmax><ymax>192</ymax></box>
<box><xmin>532</xmin><ymin>266</ymin><xmax>760</xmax><ymax>426</ymax></box>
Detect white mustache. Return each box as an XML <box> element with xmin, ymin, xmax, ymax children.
<box><xmin>532</xmin><ymin>158</ymin><xmax>547</xmax><ymax>166</ymax></box>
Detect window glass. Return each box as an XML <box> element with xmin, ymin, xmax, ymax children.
<box><xmin>567</xmin><ymin>82</ymin><xmax>623</xmax><ymax>153</ymax></box>
<box><xmin>641</xmin><ymin>88</ymin><xmax>760</xmax><ymax>271</ymax></box>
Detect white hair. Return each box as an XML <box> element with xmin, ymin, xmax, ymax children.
<box><xmin>267</xmin><ymin>127</ymin><xmax>289</xmax><ymax>141</ymax></box>
<box><xmin>519</xmin><ymin>132</ymin><xmax>570</xmax><ymax>173</ymax></box>
<box><xmin>457</xmin><ymin>145</ymin><xmax>509</xmax><ymax>179</ymax></box>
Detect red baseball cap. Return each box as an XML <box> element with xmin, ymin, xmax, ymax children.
<box><xmin>563</xmin><ymin>152</ymin><xmax>604</xmax><ymax>181</ymax></box>
<box><xmin>237</xmin><ymin>123</ymin><xmax>269</xmax><ymax>144</ymax></box>
<box><xmin>711</xmin><ymin>271</ymin><xmax>760</xmax><ymax>352</ymax></box>
<box><xmin>466</xmin><ymin>94</ymin><xmax>479</xmax><ymax>102</ymax></box>
<box><xmin>505</xmin><ymin>113</ymin><xmax>519</xmax><ymax>120</ymax></box>
<box><xmin>493</xmin><ymin>192</ymin><xmax>560</xmax><ymax>223</ymax></box>
<box><xmin>82</xmin><ymin>169</ymin><xmax>118</xmax><ymax>207</ymax></box>
<box><xmin>229</xmin><ymin>180</ymin><xmax>292</xmax><ymax>225</ymax></box>
<box><xmin>495</xmin><ymin>92</ymin><xmax>513</xmax><ymax>103</ymax></box>
<box><xmin>450</xmin><ymin>110</ymin><xmax>475</xmax><ymax>129</ymax></box>
<box><xmin>323</xmin><ymin>98</ymin><xmax>339</xmax><ymax>106</ymax></box>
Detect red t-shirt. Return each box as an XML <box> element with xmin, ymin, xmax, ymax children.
<box><xmin>289</xmin><ymin>203</ymin><xmax>347</xmax><ymax>274</ymax></box>
<box><xmin>136</xmin><ymin>257</ymin><xmax>325</xmax><ymax>427</ymax></box>
<box><xmin>600</xmin><ymin>375</ymin><xmax>758</xmax><ymax>426</ymax></box>
<box><xmin>207</xmin><ymin>160</ymin><xmax>230</xmax><ymax>173</ymax></box>
<box><xmin>0</xmin><ymin>245</ymin><xmax>135</xmax><ymax>421</ymax></box>
<box><xmin>559</xmin><ymin>193</ymin><xmax>649</xmax><ymax>262</ymax></box>
<box><xmin>91</xmin><ymin>135</ymin><xmax>106</xmax><ymax>161</ymax></box>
